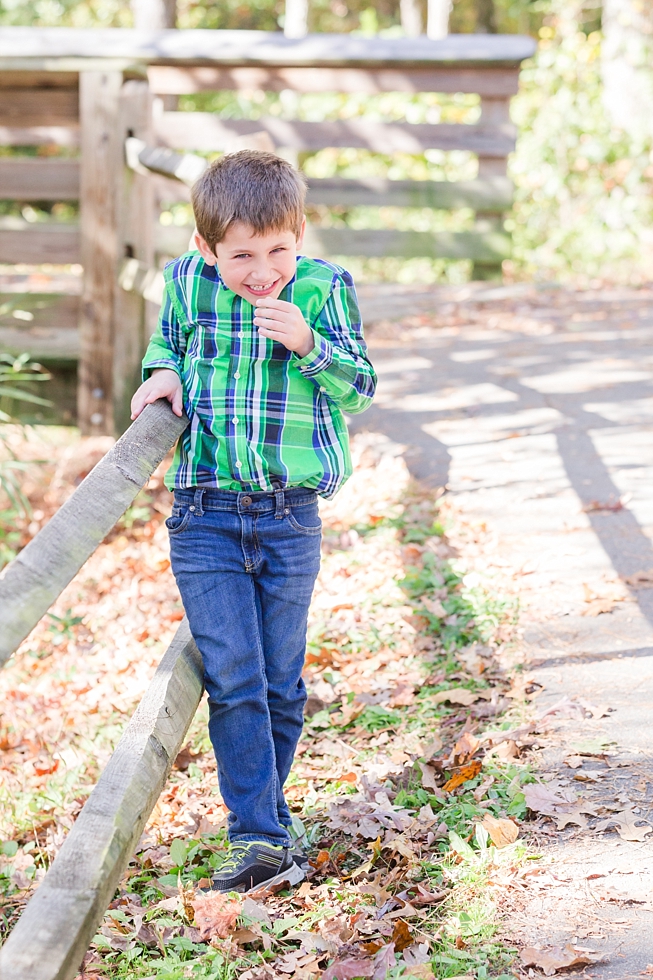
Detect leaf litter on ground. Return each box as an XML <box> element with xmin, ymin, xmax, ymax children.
<box><xmin>0</xmin><ymin>427</ymin><xmax>538</xmax><ymax>979</ymax></box>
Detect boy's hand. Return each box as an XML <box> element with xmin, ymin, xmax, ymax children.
<box><xmin>254</xmin><ymin>298</ymin><xmax>315</xmax><ymax>358</ymax></box>
<box><xmin>131</xmin><ymin>369</ymin><xmax>183</xmax><ymax>420</ymax></box>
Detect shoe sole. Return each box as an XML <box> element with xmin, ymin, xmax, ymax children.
<box><xmin>245</xmin><ymin>857</ymin><xmax>305</xmax><ymax>893</ymax></box>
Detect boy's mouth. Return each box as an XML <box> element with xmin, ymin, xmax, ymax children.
<box><xmin>244</xmin><ymin>280</ymin><xmax>280</xmax><ymax>297</ymax></box>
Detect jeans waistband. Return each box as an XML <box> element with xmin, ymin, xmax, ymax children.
<box><xmin>173</xmin><ymin>486</ymin><xmax>317</xmax><ymax>516</ymax></box>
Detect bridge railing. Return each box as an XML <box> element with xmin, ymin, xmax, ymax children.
<box><xmin>0</xmin><ymin>399</ymin><xmax>204</xmax><ymax>980</ymax></box>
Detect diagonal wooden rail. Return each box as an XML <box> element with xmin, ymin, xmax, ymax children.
<box><xmin>0</xmin><ymin>398</ymin><xmax>189</xmax><ymax>667</ymax></box>
<box><xmin>0</xmin><ymin>621</ymin><xmax>203</xmax><ymax>980</ymax></box>
<box><xmin>0</xmin><ymin>398</ymin><xmax>204</xmax><ymax>980</ymax></box>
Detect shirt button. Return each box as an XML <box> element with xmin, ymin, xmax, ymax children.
<box><xmin>232</xmin><ymin>417</ymin><xmax>238</xmax><ymax>424</ymax></box>
<box><xmin>236</xmin><ymin>460</ymin><xmax>242</xmax><ymax>467</ymax></box>
<box><xmin>234</xmin><ymin>372</ymin><xmax>240</xmax><ymax>379</ymax></box>
<box><xmin>320</xmin><ymin>386</ymin><xmax>326</xmax><ymax>393</ymax></box>
<box><xmin>238</xmin><ymin>332</ymin><xmax>244</xmax><ymax>339</ymax></box>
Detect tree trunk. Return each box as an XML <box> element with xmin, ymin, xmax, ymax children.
<box><xmin>602</xmin><ymin>0</ymin><xmax>653</xmax><ymax>139</ymax></box>
<box><xmin>131</xmin><ymin>0</ymin><xmax>176</xmax><ymax>29</ymax></box>
<box><xmin>427</xmin><ymin>0</ymin><xmax>451</xmax><ymax>38</ymax></box>
<box><xmin>285</xmin><ymin>0</ymin><xmax>309</xmax><ymax>37</ymax></box>
<box><xmin>475</xmin><ymin>0</ymin><xmax>497</xmax><ymax>33</ymax></box>
<box><xmin>400</xmin><ymin>0</ymin><xmax>423</xmax><ymax>36</ymax></box>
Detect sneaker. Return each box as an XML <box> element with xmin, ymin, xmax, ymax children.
<box><xmin>206</xmin><ymin>841</ymin><xmax>305</xmax><ymax>894</ymax></box>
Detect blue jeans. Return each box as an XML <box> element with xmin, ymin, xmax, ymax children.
<box><xmin>166</xmin><ymin>486</ymin><xmax>322</xmax><ymax>846</ymax></box>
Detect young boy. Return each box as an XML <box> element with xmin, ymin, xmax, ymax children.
<box><xmin>130</xmin><ymin>150</ymin><xmax>376</xmax><ymax>893</ymax></box>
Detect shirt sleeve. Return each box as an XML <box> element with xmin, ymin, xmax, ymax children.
<box><xmin>293</xmin><ymin>270</ymin><xmax>376</xmax><ymax>414</ymax></box>
<box><xmin>141</xmin><ymin>276</ymin><xmax>188</xmax><ymax>382</ymax></box>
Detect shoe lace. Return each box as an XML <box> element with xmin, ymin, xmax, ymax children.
<box><xmin>216</xmin><ymin>842</ymin><xmax>258</xmax><ymax>876</ymax></box>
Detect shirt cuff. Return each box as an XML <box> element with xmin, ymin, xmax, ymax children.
<box><xmin>142</xmin><ymin>359</ymin><xmax>182</xmax><ymax>383</ymax></box>
<box><xmin>293</xmin><ymin>330</ymin><xmax>334</xmax><ymax>378</ymax></box>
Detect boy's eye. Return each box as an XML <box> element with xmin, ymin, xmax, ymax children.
<box><xmin>234</xmin><ymin>253</ymin><xmax>250</xmax><ymax>259</ymax></box>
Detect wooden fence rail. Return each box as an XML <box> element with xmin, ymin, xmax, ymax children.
<box><xmin>0</xmin><ymin>398</ymin><xmax>201</xmax><ymax>980</ymax></box>
<box><xmin>0</xmin><ymin>398</ymin><xmax>188</xmax><ymax>667</ymax></box>
<box><xmin>0</xmin><ymin>621</ymin><xmax>203</xmax><ymax>980</ymax></box>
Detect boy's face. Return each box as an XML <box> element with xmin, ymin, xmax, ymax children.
<box><xmin>195</xmin><ymin>219</ymin><xmax>306</xmax><ymax>303</ymax></box>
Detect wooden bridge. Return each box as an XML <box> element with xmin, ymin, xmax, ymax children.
<box><xmin>0</xmin><ymin>27</ymin><xmax>535</xmax><ymax>434</ymax></box>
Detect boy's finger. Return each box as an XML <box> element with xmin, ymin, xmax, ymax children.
<box><xmin>254</xmin><ymin>297</ymin><xmax>291</xmax><ymax>310</ymax></box>
<box><xmin>254</xmin><ymin>307</ymin><xmax>288</xmax><ymax>322</ymax></box>
<box><xmin>171</xmin><ymin>389</ymin><xmax>183</xmax><ymax>417</ymax></box>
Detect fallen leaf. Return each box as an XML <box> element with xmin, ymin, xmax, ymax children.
<box><xmin>520</xmin><ymin>943</ymin><xmax>603</xmax><ymax>975</ymax></box>
<box><xmin>623</xmin><ymin>569</ymin><xmax>653</xmax><ymax>587</ymax></box>
<box><xmin>523</xmin><ymin>783</ymin><xmax>568</xmax><ymax>817</ymax></box>
<box><xmin>564</xmin><ymin>755</ymin><xmax>584</xmax><ymax>769</ymax></box>
<box><xmin>419</xmin><ymin>762</ymin><xmax>441</xmax><ymax>792</ymax></box>
<box><xmin>494</xmin><ymin>739</ymin><xmax>518</xmax><ymax>761</ymax></box>
<box><xmin>422</xmin><ymin>735</ymin><xmax>443</xmax><ymax>758</ymax></box>
<box><xmin>388</xmin><ymin>684</ymin><xmax>416</xmax><ymax>707</ymax></box>
<box><xmin>596</xmin><ymin>808</ymin><xmax>652</xmax><ymax>842</ymax></box>
<box><xmin>443</xmin><ymin>760</ymin><xmax>482</xmax><ymax>792</ymax></box>
<box><xmin>481</xmin><ymin>814</ymin><xmax>519</xmax><ymax>848</ymax></box>
<box><xmin>191</xmin><ymin>892</ymin><xmax>242</xmax><ymax>940</ymax></box>
<box><xmin>452</xmin><ymin>732</ymin><xmax>480</xmax><ymax>763</ymax></box>
<box><xmin>431</xmin><ymin>688</ymin><xmax>484</xmax><ymax>706</ymax></box>
<box><xmin>421</xmin><ymin>597</ymin><xmax>447</xmax><ymax>618</ymax></box>
<box><xmin>321</xmin><ymin>955</ymin><xmax>375</xmax><ymax>980</ymax></box>
<box><xmin>373</xmin><ymin>942</ymin><xmax>396</xmax><ymax>980</ymax></box>
<box><xmin>391</xmin><ymin>920</ymin><xmax>413</xmax><ymax>953</ymax></box>
<box><xmin>582</xmin><ymin>597</ymin><xmax>618</xmax><ymax>616</ymax></box>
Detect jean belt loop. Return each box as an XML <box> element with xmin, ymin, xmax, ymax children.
<box><xmin>274</xmin><ymin>486</ymin><xmax>285</xmax><ymax>520</ymax></box>
<box><xmin>193</xmin><ymin>487</ymin><xmax>205</xmax><ymax>517</ymax></box>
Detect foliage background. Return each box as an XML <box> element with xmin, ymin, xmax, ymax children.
<box><xmin>0</xmin><ymin>0</ymin><xmax>651</xmax><ymax>283</ymax></box>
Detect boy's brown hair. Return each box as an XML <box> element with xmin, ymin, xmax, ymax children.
<box><xmin>191</xmin><ymin>150</ymin><xmax>307</xmax><ymax>252</ymax></box>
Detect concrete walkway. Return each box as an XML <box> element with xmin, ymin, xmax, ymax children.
<box><xmin>355</xmin><ymin>282</ymin><xmax>653</xmax><ymax>976</ymax></box>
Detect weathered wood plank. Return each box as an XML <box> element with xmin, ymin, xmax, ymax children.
<box><xmin>0</xmin><ymin>398</ymin><xmax>189</xmax><ymax>667</ymax></box>
<box><xmin>0</xmin><ymin>221</ymin><xmax>79</xmax><ymax>263</ymax></box>
<box><xmin>113</xmin><ymin>80</ymin><xmax>156</xmax><ymax>433</ymax></box>
<box><xmin>78</xmin><ymin>71</ymin><xmax>122</xmax><ymax>436</ymax></box>
<box><xmin>0</xmin><ymin>71</ymin><xmax>78</xmax><ymax>89</ymax></box>
<box><xmin>0</xmin><ymin>619</ymin><xmax>203</xmax><ymax>980</ymax></box>
<box><xmin>0</xmin><ymin>28</ymin><xmax>538</xmax><ymax>67</ymax></box>
<box><xmin>155</xmin><ymin>113</ymin><xmax>516</xmax><ymax>155</ymax></box>
<box><xmin>0</xmin><ymin>292</ymin><xmax>79</xmax><ymax>358</ymax></box>
<box><xmin>306</xmin><ymin>176</ymin><xmax>513</xmax><ymax>210</ymax></box>
<box><xmin>0</xmin><ymin>158</ymin><xmax>79</xmax><ymax>200</ymax></box>
<box><xmin>0</xmin><ymin>324</ymin><xmax>79</xmax><ymax>359</ymax></box>
<box><xmin>155</xmin><ymin>221</ymin><xmax>510</xmax><ymax>262</ymax></box>
<box><xmin>0</xmin><ymin>88</ymin><xmax>78</xmax><ymax>124</ymax></box>
<box><xmin>0</xmin><ymin>124</ymin><xmax>79</xmax><ymax>146</ymax></box>
<box><xmin>148</xmin><ymin>64</ymin><xmax>521</xmax><ymax>96</ymax></box>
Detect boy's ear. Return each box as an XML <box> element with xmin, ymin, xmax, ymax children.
<box><xmin>296</xmin><ymin>216</ymin><xmax>306</xmax><ymax>252</ymax></box>
<box><xmin>194</xmin><ymin>231</ymin><xmax>218</xmax><ymax>266</ymax></box>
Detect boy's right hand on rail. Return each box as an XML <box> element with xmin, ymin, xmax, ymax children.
<box><xmin>130</xmin><ymin>369</ymin><xmax>184</xmax><ymax>420</ymax></box>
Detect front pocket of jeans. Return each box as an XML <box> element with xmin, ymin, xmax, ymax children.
<box><xmin>286</xmin><ymin>508</ymin><xmax>322</xmax><ymax>536</ymax></box>
<box><xmin>165</xmin><ymin>508</ymin><xmax>193</xmax><ymax>535</ymax></box>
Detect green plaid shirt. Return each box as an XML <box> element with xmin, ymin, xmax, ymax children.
<box><xmin>142</xmin><ymin>252</ymin><xmax>376</xmax><ymax>497</ymax></box>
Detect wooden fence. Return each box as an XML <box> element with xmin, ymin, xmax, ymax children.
<box><xmin>0</xmin><ymin>400</ymin><xmax>205</xmax><ymax>980</ymax></box>
<box><xmin>0</xmin><ymin>28</ymin><xmax>535</xmax><ymax>434</ymax></box>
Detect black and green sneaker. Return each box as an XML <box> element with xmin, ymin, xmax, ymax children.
<box><xmin>207</xmin><ymin>841</ymin><xmax>305</xmax><ymax>894</ymax></box>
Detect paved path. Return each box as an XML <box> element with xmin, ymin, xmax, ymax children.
<box><xmin>355</xmin><ymin>282</ymin><xmax>653</xmax><ymax>976</ymax></box>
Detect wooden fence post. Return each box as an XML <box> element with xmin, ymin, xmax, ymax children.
<box><xmin>473</xmin><ymin>95</ymin><xmax>511</xmax><ymax>280</ymax></box>
<box><xmin>113</xmin><ymin>79</ymin><xmax>155</xmax><ymax>433</ymax></box>
<box><xmin>78</xmin><ymin>71</ymin><xmax>123</xmax><ymax>435</ymax></box>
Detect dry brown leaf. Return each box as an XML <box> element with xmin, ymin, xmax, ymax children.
<box><xmin>452</xmin><ymin>732</ymin><xmax>480</xmax><ymax>763</ymax></box>
<box><xmin>523</xmin><ymin>783</ymin><xmax>568</xmax><ymax>817</ymax></box>
<box><xmin>582</xmin><ymin>597</ymin><xmax>618</xmax><ymax>616</ymax></box>
<box><xmin>388</xmin><ymin>684</ymin><xmax>416</xmax><ymax>707</ymax></box>
<box><xmin>431</xmin><ymin>688</ymin><xmax>484</xmax><ymax>706</ymax></box>
<box><xmin>191</xmin><ymin>892</ymin><xmax>242</xmax><ymax>940</ymax></box>
<box><xmin>564</xmin><ymin>755</ymin><xmax>584</xmax><ymax>769</ymax></box>
<box><xmin>494</xmin><ymin>739</ymin><xmax>519</xmax><ymax>761</ymax></box>
<box><xmin>422</xmin><ymin>735</ymin><xmax>443</xmax><ymax>758</ymax></box>
<box><xmin>596</xmin><ymin>808</ymin><xmax>652</xmax><ymax>842</ymax></box>
<box><xmin>391</xmin><ymin>919</ymin><xmax>413</xmax><ymax>953</ymax></box>
<box><xmin>443</xmin><ymin>761</ymin><xmax>482</xmax><ymax>792</ymax></box>
<box><xmin>421</xmin><ymin>597</ymin><xmax>447</xmax><ymax>618</ymax></box>
<box><xmin>623</xmin><ymin>569</ymin><xmax>653</xmax><ymax>587</ymax></box>
<box><xmin>520</xmin><ymin>943</ymin><xmax>603</xmax><ymax>976</ymax></box>
<box><xmin>321</xmin><ymin>956</ymin><xmax>375</xmax><ymax>980</ymax></box>
<box><xmin>481</xmin><ymin>814</ymin><xmax>519</xmax><ymax>848</ymax></box>
<box><xmin>419</xmin><ymin>762</ymin><xmax>441</xmax><ymax>792</ymax></box>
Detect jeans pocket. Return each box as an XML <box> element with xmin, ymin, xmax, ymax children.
<box><xmin>165</xmin><ymin>507</ymin><xmax>193</xmax><ymax>536</ymax></box>
<box><xmin>286</xmin><ymin>503</ymin><xmax>322</xmax><ymax>536</ymax></box>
